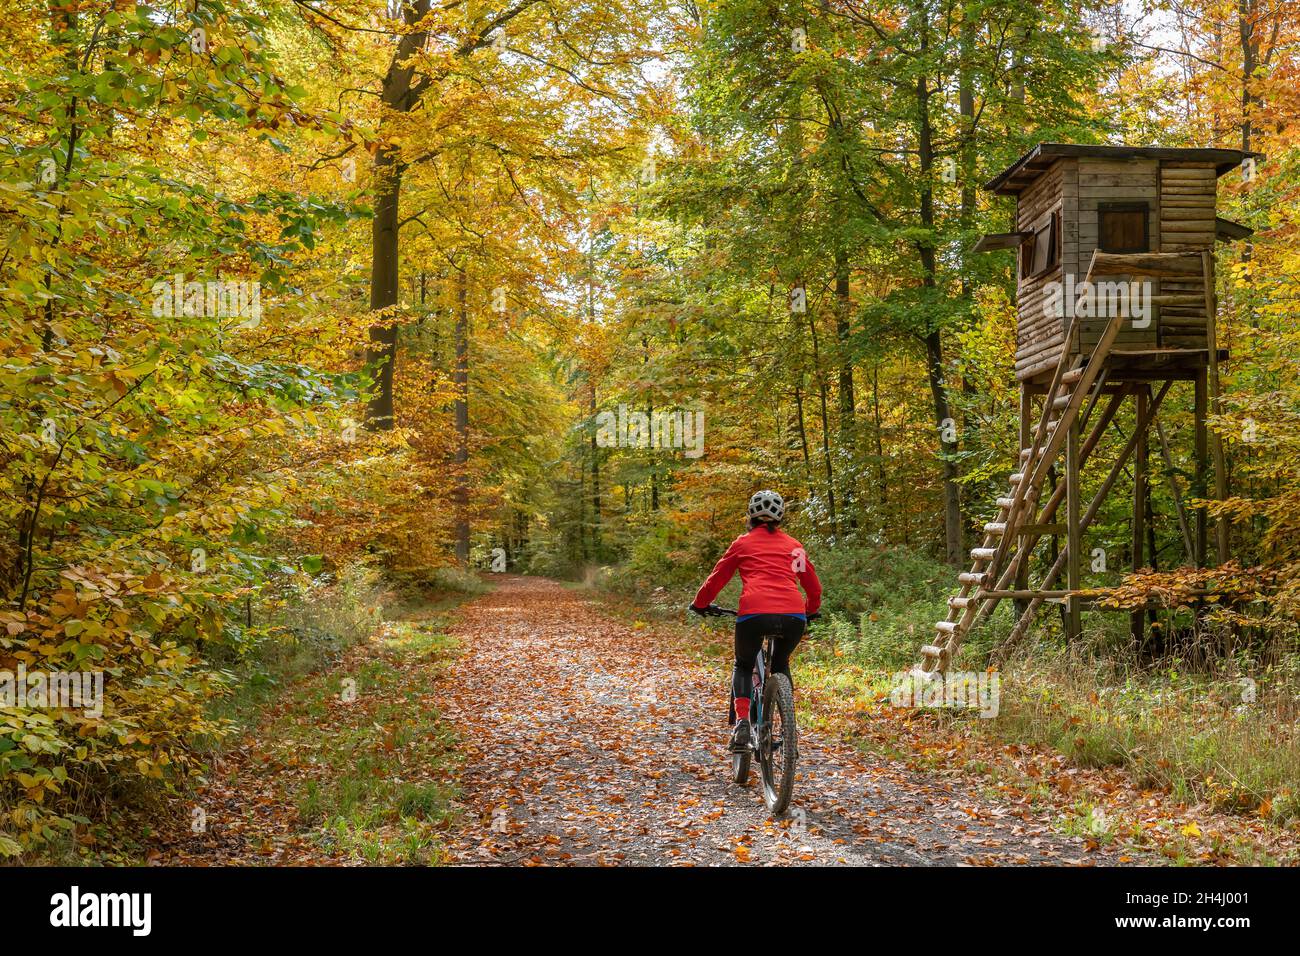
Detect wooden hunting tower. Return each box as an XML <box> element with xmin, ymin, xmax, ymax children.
<box><xmin>917</xmin><ymin>143</ymin><xmax>1259</xmax><ymax>677</ymax></box>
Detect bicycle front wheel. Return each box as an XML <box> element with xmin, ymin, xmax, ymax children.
<box><xmin>758</xmin><ymin>672</ymin><xmax>797</xmax><ymax>814</ymax></box>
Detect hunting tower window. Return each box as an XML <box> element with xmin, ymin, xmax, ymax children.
<box><xmin>1098</xmin><ymin>202</ymin><xmax>1149</xmax><ymax>254</ymax></box>
<box><xmin>1020</xmin><ymin>209</ymin><xmax>1061</xmax><ymax>279</ymax></box>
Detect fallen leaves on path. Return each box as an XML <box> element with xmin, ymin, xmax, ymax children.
<box><xmin>149</xmin><ymin>575</ymin><xmax>1287</xmax><ymax>867</ymax></box>
<box><xmin>440</xmin><ymin>577</ymin><xmax>1120</xmax><ymax>866</ymax></box>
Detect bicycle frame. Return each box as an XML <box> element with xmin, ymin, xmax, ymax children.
<box><xmin>695</xmin><ymin>607</ymin><xmax>787</xmax><ymax>740</ymax></box>
<box><xmin>696</xmin><ymin>604</ymin><xmax>804</xmax><ymax>814</ymax></box>
<box><xmin>749</xmin><ymin>636</ymin><xmax>773</xmax><ymax>732</ymax></box>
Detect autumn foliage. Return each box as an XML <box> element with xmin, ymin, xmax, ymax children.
<box><xmin>2</xmin><ymin>0</ymin><xmax>1300</xmax><ymax>859</ymax></box>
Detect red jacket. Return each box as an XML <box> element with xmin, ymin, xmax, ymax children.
<box><xmin>693</xmin><ymin>527</ymin><xmax>822</xmax><ymax>616</ymax></box>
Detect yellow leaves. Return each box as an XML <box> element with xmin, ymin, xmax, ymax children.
<box><xmin>1180</xmin><ymin>821</ymin><xmax>1202</xmax><ymax>838</ymax></box>
<box><xmin>114</xmin><ymin>358</ymin><xmax>157</xmax><ymax>381</ymax></box>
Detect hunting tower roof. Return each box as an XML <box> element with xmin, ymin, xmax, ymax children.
<box><xmin>985</xmin><ymin>143</ymin><xmax>1262</xmax><ymax>196</ymax></box>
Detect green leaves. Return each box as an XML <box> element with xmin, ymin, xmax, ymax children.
<box><xmin>0</xmin><ymin>0</ymin><xmax>354</xmax><ymax>859</ymax></box>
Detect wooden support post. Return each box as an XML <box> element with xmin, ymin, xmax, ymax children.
<box><xmin>971</xmin><ymin>389</ymin><xmax>1126</xmax><ymax>632</ymax></box>
<box><xmin>1155</xmin><ymin>417</ymin><xmax>1196</xmax><ymax>565</ymax></box>
<box><xmin>1201</xmin><ymin>250</ymin><xmax>1229</xmax><ymax>564</ymax></box>
<box><xmin>1079</xmin><ymin>367</ymin><xmax>1110</xmax><ymax>432</ymax></box>
<box><xmin>1194</xmin><ymin>370</ymin><xmax>1208</xmax><ymax>568</ymax></box>
<box><xmin>1048</xmin><ymin>464</ymin><xmax>1059</xmax><ymax>576</ymax></box>
<box><xmin>1006</xmin><ymin>381</ymin><xmax>1172</xmax><ymax>645</ymax></box>
<box><xmin>1131</xmin><ymin>388</ymin><xmax>1148</xmax><ymax>645</ymax></box>
<box><xmin>1065</xmin><ymin>412</ymin><xmax>1082</xmax><ymax>642</ymax></box>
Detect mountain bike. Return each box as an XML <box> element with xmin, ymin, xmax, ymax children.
<box><xmin>694</xmin><ymin>605</ymin><xmax>812</xmax><ymax>815</ymax></box>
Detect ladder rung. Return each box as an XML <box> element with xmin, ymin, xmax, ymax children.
<box><xmin>1052</xmin><ymin>393</ymin><xmax>1072</xmax><ymax>410</ymax></box>
<box><xmin>970</xmin><ymin>547</ymin><xmax>996</xmax><ymax>561</ymax></box>
<box><xmin>1061</xmin><ymin>367</ymin><xmax>1084</xmax><ymax>385</ymax></box>
<box><xmin>984</xmin><ymin>522</ymin><xmax>1006</xmax><ymax>534</ymax></box>
<box><xmin>996</xmin><ymin>497</ymin><xmax>1015</xmax><ymax>508</ymax></box>
<box><xmin>935</xmin><ymin>621</ymin><xmax>958</xmax><ymax>634</ymax></box>
<box><xmin>1009</xmin><ymin>472</ymin><xmax>1025</xmax><ymax>483</ymax></box>
<box><xmin>948</xmin><ymin>595</ymin><xmax>974</xmax><ymax>609</ymax></box>
<box><xmin>957</xmin><ymin>572</ymin><xmax>987</xmax><ymax>585</ymax></box>
<box><xmin>920</xmin><ymin>644</ymin><xmax>945</xmax><ymax>658</ymax></box>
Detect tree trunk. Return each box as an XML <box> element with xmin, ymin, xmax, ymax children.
<box><xmin>453</xmin><ymin>268</ymin><xmax>470</xmax><ymax>564</ymax></box>
<box><xmin>365</xmin><ymin>0</ymin><xmax>433</xmax><ymax>429</ymax></box>
<box><xmin>916</xmin><ymin>31</ymin><xmax>963</xmax><ymax>566</ymax></box>
<box><xmin>1237</xmin><ymin>0</ymin><xmax>1258</xmax><ymax>322</ymax></box>
<box><xmin>794</xmin><ymin>383</ymin><xmax>814</xmax><ymax>497</ymax></box>
<box><xmin>1239</xmin><ymin>0</ymin><xmax>1257</xmax><ymax>155</ymax></box>
<box><xmin>806</xmin><ymin>311</ymin><xmax>839</xmax><ymax>538</ymax></box>
<box><xmin>871</xmin><ymin>364</ymin><xmax>887</xmax><ymax>515</ymax></box>
<box><xmin>958</xmin><ymin>1</ymin><xmax>980</xmax><ymax>536</ymax></box>
<box><xmin>590</xmin><ymin>384</ymin><xmax>601</xmax><ymax>558</ymax></box>
<box><xmin>834</xmin><ymin>249</ymin><xmax>857</xmax><ymax>530</ymax></box>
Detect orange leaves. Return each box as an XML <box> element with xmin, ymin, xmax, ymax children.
<box><xmin>1086</xmin><ymin>561</ymin><xmax>1281</xmax><ymax>618</ymax></box>
<box><xmin>426</xmin><ymin>577</ymin><xmax>1154</xmax><ymax>867</ymax></box>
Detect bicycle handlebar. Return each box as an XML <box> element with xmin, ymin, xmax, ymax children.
<box><xmin>690</xmin><ymin>604</ymin><xmax>736</xmax><ymax>617</ymax></box>
<box><xmin>689</xmin><ymin>604</ymin><xmax>820</xmax><ymax>623</ymax></box>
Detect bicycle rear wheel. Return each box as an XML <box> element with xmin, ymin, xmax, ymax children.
<box><xmin>758</xmin><ymin>672</ymin><xmax>797</xmax><ymax>814</ymax></box>
<box><xmin>730</xmin><ymin>746</ymin><xmax>751</xmax><ymax>784</ymax></box>
<box><xmin>731</xmin><ymin>682</ymin><xmax>755</xmax><ymax>784</ymax></box>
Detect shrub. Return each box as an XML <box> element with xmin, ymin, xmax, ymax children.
<box><xmin>1</xmin><ymin>565</ymin><xmax>234</xmax><ymax>859</ymax></box>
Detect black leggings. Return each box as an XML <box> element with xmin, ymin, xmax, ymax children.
<box><xmin>733</xmin><ymin>614</ymin><xmax>805</xmax><ymax>701</ymax></box>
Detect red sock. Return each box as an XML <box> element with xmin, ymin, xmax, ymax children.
<box><xmin>735</xmin><ymin>697</ymin><xmax>750</xmax><ymax>721</ymax></box>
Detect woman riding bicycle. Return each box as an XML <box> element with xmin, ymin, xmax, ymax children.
<box><xmin>690</xmin><ymin>490</ymin><xmax>821</xmax><ymax>753</ymax></box>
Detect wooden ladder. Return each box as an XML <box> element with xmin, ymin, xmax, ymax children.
<box><xmin>913</xmin><ymin>250</ymin><xmax>1208</xmax><ymax>678</ymax></box>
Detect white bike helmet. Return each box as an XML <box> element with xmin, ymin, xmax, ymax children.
<box><xmin>748</xmin><ymin>489</ymin><xmax>785</xmax><ymax>523</ymax></box>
